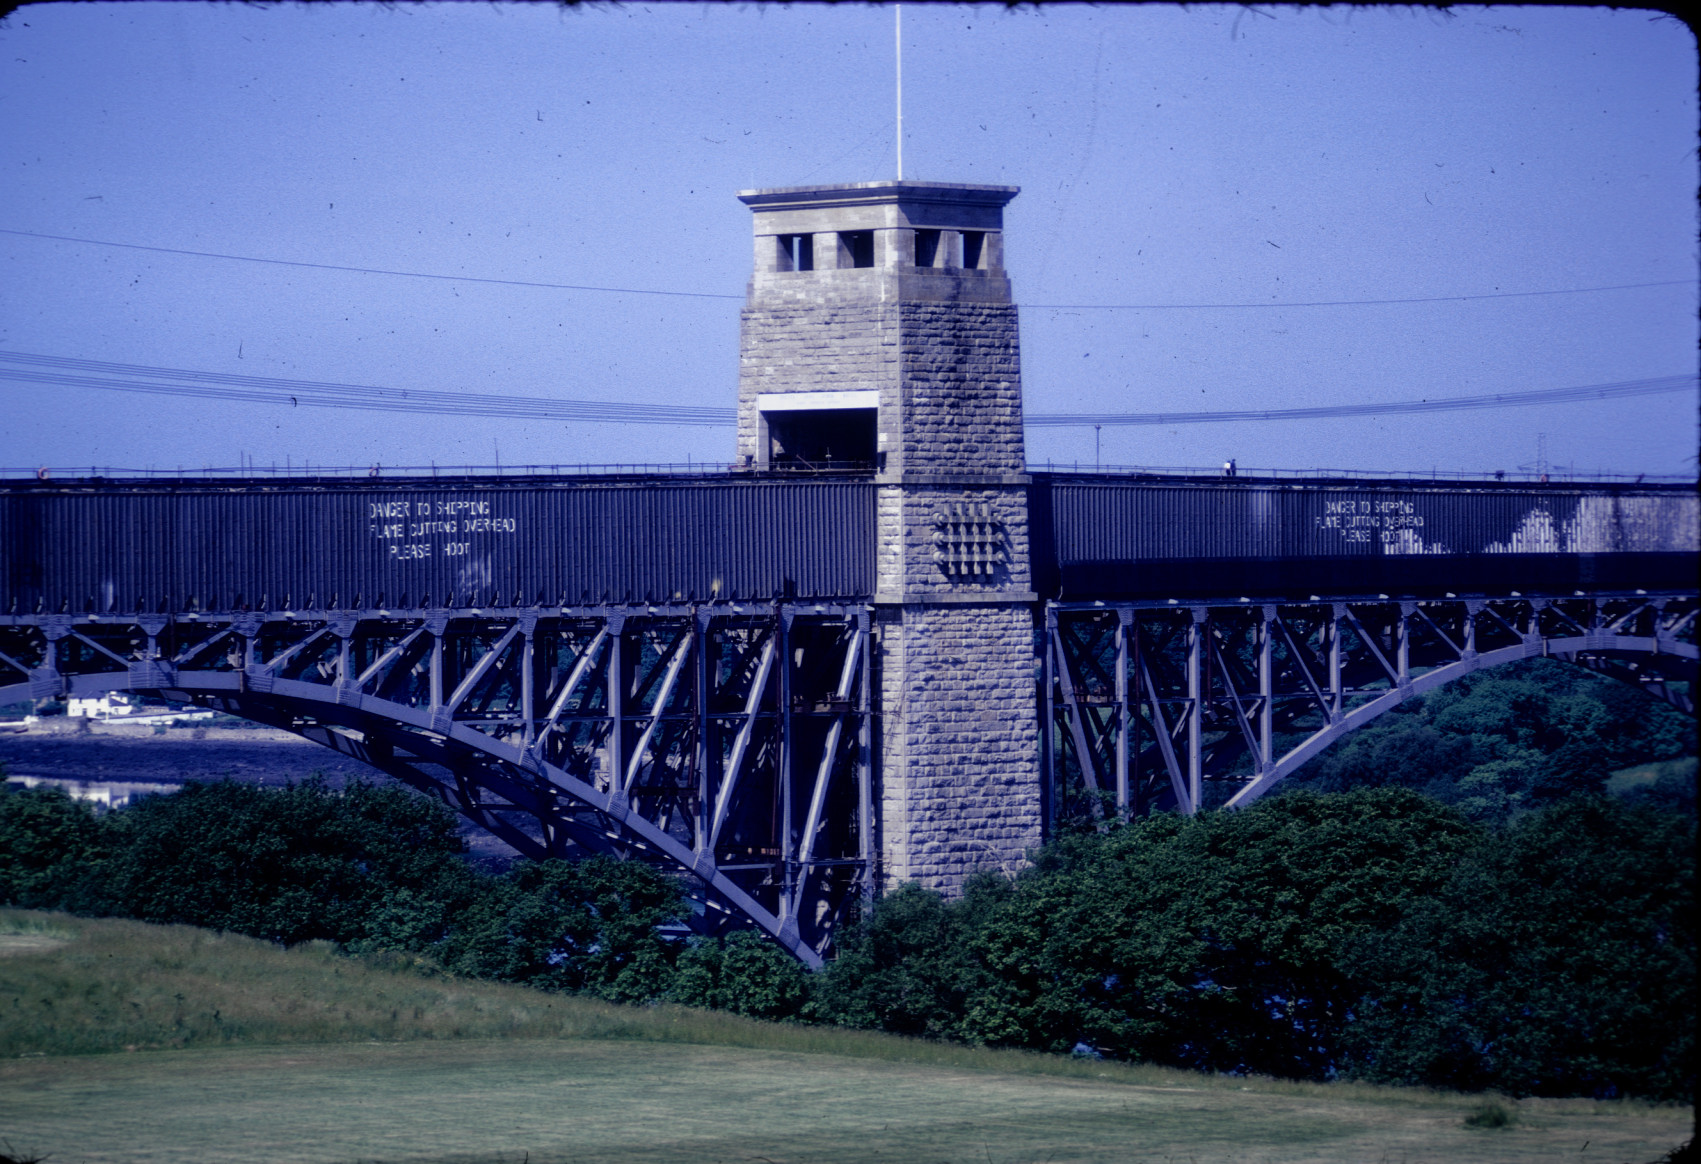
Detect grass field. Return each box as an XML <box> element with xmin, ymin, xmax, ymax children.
<box><xmin>2</xmin><ymin>909</ymin><xmax>1692</xmax><ymax>1164</ymax></box>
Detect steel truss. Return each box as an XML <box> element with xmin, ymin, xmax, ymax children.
<box><xmin>1043</xmin><ymin>593</ymin><xmax>1699</xmax><ymax>819</ymax></box>
<box><xmin>0</xmin><ymin>602</ymin><xmax>874</xmax><ymax>966</ymax></box>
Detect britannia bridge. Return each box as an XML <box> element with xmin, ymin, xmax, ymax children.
<box><xmin>3</xmin><ymin>181</ymin><xmax>1695</xmax><ymax>965</ymax></box>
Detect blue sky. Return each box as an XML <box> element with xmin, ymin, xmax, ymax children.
<box><xmin>0</xmin><ymin>3</ymin><xmax>1695</xmax><ymax>477</ymax></box>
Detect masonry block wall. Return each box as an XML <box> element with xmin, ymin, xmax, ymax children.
<box><xmin>875</xmin><ymin>603</ymin><xmax>1040</xmax><ymax>887</ymax></box>
<box><xmin>737</xmin><ymin>181</ymin><xmax>1043</xmax><ymax>895</ymax></box>
<box><xmin>896</xmin><ymin>303</ymin><xmax>1026</xmax><ymax>474</ymax></box>
<box><xmin>737</xmin><ymin>301</ymin><xmax>897</xmax><ymax>465</ymax></box>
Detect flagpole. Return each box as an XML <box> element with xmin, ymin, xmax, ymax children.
<box><xmin>895</xmin><ymin>4</ymin><xmax>903</xmax><ymax>180</ymax></box>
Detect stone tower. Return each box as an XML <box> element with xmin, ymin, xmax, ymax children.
<box><xmin>736</xmin><ymin>180</ymin><xmax>1042</xmax><ymax>894</ymax></box>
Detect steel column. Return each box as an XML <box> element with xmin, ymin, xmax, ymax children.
<box><xmin>1186</xmin><ymin>611</ymin><xmax>1203</xmax><ymax>814</ymax></box>
<box><xmin>1114</xmin><ymin>610</ymin><xmax>1129</xmax><ymax>812</ymax></box>
<box><xmin>778</xmin><ymin>608</ymin><xmax>794</xmax><ymax>923</ymax></box>
<box><xmin>1257</xmin><ymin>609</ymin><xmax>1274</xmax><ymax>771</ymax></box>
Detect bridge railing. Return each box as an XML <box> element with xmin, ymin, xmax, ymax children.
<box><xmin>1028</xmin><ymin>461</ymin><xmax>1695</xmax><ymax>485</ymax></box>
<box><xmin>3</xmin><ymin>462</ymin><xmax>1693</xmax><ymax>485</ymax></box>
<box><xmin>0</xmin><ymin>463</ymin><xmax>872</xmax><ymax>482</ymax></box>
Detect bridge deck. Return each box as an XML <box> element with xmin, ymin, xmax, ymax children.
<box><xmin>2</xmin><ymin>473</ymin><xmax>875</xmax><ymax>611</ymax></box>
<box><xmin>3</xmin><ymin>470</ymin><xmax>1693</xmax><ymax>613</ymax></box>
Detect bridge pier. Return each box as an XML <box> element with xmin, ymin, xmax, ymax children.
<box><xmin>736</xmin><ymin>181</ymin><xmax>1043</xmax><ymax>894</ymax></box>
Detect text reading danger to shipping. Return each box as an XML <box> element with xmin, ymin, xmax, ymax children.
<box><xmin>367</xmin><ymin>497</ymin><xmax>517</xmax><ymax>561</ymax></box>
<box><xmin>1316</xmin><ymin>499</ymin><xmax>1423</xmax><ymax>545</ymax></box>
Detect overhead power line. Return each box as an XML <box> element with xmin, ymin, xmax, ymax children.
<box><xmin>2</xmin><ymin>226</ymin><xmax>1693</xmax><ymax>310</ymax></box>
<box><xmin>0</xmin><ymin>228</ymin><xmax>745</xmax><ymax>302</ymax></box>
<box><xmin>0</xmin><ymin>350</ymin><xmax>1692</xmax><ymax>429</ymax></box>
<box><xmin>0</xmin><ymin>350</ymin><xmax>732</xmax><ymax>426</ymax></box>
<box><xmin>1024</xmin><ymin>281</ymin><xmax>1699</xmax><ymax>310</ymax></box>
<box><xmin>1025</xmin><ymin>374</ymin><xmax>1699</xmax><ymax>427</ymax></box>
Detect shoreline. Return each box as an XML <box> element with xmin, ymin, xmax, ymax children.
<box><xmin>1</xmin><ymin>719</ymin><xmax>523</xmax><ymax>866</ymax></box>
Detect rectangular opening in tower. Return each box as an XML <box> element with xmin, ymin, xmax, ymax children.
<box><xmin>776</xmin><ymin>234</ymin><xmax>814</xmax><ymax>272</ymax></box>
<box><xmin>839</xmin><ymin>231</ymin><xmax>875</xmax><ymax>269</ymax></box>
<box><xmin>914</xmin><ymin>229</ymin><xmax>941</xmax><ymax>267</ymax></box>
<box><xmin>765</xmin><ymin>408</ymin><xmax>876</xmax><ymax>470</ymax></box>
<box><xmin>962</xmin><ymin>231</ymin><xmax>986</xmax><ymax>269</ymax></box>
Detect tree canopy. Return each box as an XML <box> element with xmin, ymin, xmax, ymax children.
<box><xmin>1284</xmin><ymin>658</ymin><xmax>1695</xmax><ymax>823</ymax></box>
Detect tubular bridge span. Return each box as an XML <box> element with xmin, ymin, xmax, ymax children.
<box><xmin>1</xmin><ymin>467</ymin><xmax>1694</xmax><ymax>963</ymax></box>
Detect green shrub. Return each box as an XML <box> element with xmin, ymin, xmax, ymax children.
<box><xmin>433</xmin><ymin>856</ymin><xmax>685</xmax><ymax>1003</ymax></box>
<box><xmin>812</xmin><ymin>880</ymin><xmax>996</xmax><ymax>1041</ymax></box>
<box><xmin>89</xmin><ymin>778</ymin><xmax>479</xmax><ymax>946</ymax></box>
<box><xmin>1462</xmin><ymin>1100</ymin><xmax>1514</xmax><ymax>1129</ymax></box>
<box><xmin>669</xmin><ymin>930</ymin><xmax>811</xmax><ymax>1020</ymax></box>
<box><xmin>1342</xmin><ymin>796</ymin><xmax>1695</xmax><ymax>1100</ymax></box>
<box><xmin>0</xmin><ymin>784</ymin><xmax>106</xmax><ymax>908</ymax></box>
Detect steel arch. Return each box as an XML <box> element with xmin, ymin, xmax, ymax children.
<box><xmin>1043</xmin><ymin>593</ymin><xmax>1698</xmax><ymax>819</ymax></box>
<box><xmin>0</xmin><ymin>601</ymin><xmax>875</xmax><ymax>967</ymax></box>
